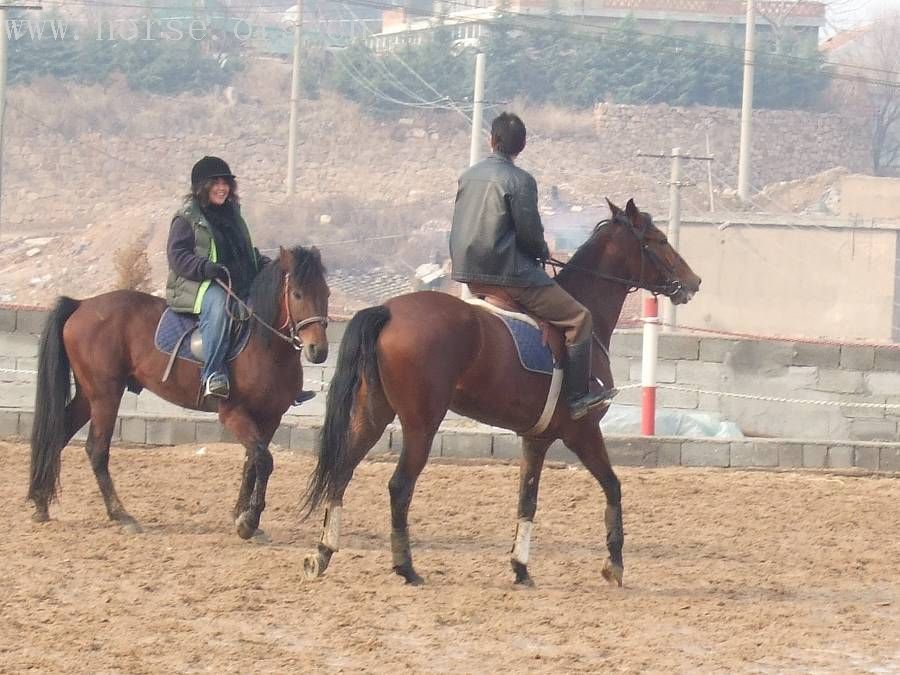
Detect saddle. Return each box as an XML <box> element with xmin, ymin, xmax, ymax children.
<box><xmin>467</xmin><ymin>283</ymin><xmax>565</xmax><ymax>365</ymax></box>
<box><xmin>154</xmin><ymin>308</ymin><xmax>252</xmax><ymax>382</ymax></box>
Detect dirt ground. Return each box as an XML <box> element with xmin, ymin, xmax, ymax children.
<box><xmin>1</xmin><ymin>440</ymin><xmax>898</xmax><ymax>674</ymax></box>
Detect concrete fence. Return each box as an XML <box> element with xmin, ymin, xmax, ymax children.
<box><xmin>3</xmin><ymin>304</ymin><xmax>899</xmax><ymax>471</ymax></box>
<box><xmin>608</xmin><ymin>331</ymin><xmax>900</xmax><ymax>442</ymax></box>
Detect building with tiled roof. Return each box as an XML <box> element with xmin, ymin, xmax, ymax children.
<box><xmin>369</xmin><ymin>0</ymin><xmax>825</xmax><ymax>52</ymax></box>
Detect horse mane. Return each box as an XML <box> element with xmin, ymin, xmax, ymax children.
<box><xmin>557</xmin><ymin>219</ymin><xmax>613</xmax><ymax>283</ymax></box>
<box><xmin>248</xmin><ymin>245</ymin><xmax>326</xmax><ymax>345</ymax></box>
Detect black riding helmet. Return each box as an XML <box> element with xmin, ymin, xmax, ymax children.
<box><xmin>191</xmin><ymin>156</ymin><xmax>235</xmax><ymax>188</ymax></box>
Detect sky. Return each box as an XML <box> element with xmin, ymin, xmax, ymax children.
<box><xmin>827</xmin><ymin>0</ymin><xmax>898</xmax><ymax>31</ymax></box>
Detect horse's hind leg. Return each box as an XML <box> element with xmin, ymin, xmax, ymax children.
<box><xmin>304</xmin><ymin>378</ymin><xmax>395</xmax><ymax>579</ymax></box>
<box><xmin>85</xmin><ymin>389</ymin><xmax>140</xmax><ymax>532</ymax></box>
<box><xmin>31</xmin><ymin>390</ymin><xmax>91</xmax><ymax>523</ymax></box>
<box><xmin>564</xmin><ymin>422</ymin><xmax>624</xmax><ymax>586</ymax></box>
<box><xmin>510</xmin><ymin>436</ymin><xmax>553</xmax><ymax>587</ymax></box>
<box><xmin>388</xmin><ymin>418</ymin><xmax>443</xmax><ymax>586</ymax></box>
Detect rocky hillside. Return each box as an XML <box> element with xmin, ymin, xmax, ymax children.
<box><xmin>0</xmin><ymin>60</ymin><xmax>859</xmax><ymax>312</ymax></box>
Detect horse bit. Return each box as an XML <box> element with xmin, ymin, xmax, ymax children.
<box><xmin>218</xmin><ymin>274</ymin><xmax>327</xmax><ymax>352</ymax></box>
<box><xmin>277</xmin><ymin>273</ymin><xmax>328</xmax><ymax>351</ymax></box>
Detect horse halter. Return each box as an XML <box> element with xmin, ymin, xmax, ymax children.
<box><xmin>216</xmin><ymin>275</ymin><xmax>327</xmax><ymax>352</ymax></box>
<box><xmin>549</xmin><ymin>214</ymin><xmax>682</xmax><ymax>298</ymax></box>
<box><xmin>626</xmin><ymin>218</ymin><xmax>683</xmax><ymax>298</ymax></box>
<box><xmin>279</xmin><ymin>272</ymin><xmax>329</xmax><ymax>351</ymax></box>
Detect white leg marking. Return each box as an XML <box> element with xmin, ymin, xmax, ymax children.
<box><xmin>321</xmin><ymin>504</ymin><xmax>342</xmax><ymax>551</ymax></box>
<box><xmin>512</xmin><ymin>519</ymin><xmax>533</xmax><ymax>565</ymax></box>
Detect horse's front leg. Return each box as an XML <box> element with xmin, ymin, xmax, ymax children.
<box><xmin>232</xmin><ymin>452</ymin><xmax>257</xmax><ymax>523</ymax></box>
<box><xmin>221</xmin><ymin>406</ymin><xmax>276</xmax><ymax>540</ymax></box>
<box><xmin>564</xmin><ymin>422</ymin><xmax>624</xmax><ymax>587</ymax></box>
<box><xmin>510</xmin><ymin>436</ymin><xmax>552</xmax><ymax>586</ymax></box>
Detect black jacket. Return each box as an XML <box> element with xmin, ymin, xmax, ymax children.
<box><xmin>449</xmin><ymin>153</ymin><xmax>552</xmax><ymax>287</ymax></box>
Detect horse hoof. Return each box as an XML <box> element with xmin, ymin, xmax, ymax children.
<box><xmin>513</xmin><ymin>572</ymin><xmax>534</xmax><ymax>588</ymax></box>
<box><xmin>235</xmin><ymin>513</ymin><xmax>257</xmax><ymax>540</ymax></box>
<box><xmin>119</xmin><ymin>520</ymin><xmax>143</xmax><ymax>535</ymax></box>
<box><xmin>250</xmin><ymin>529</ymin><xmax>271</xmax><ymax>545</ymax></box>
<box><xmin>601</xmin><ymin>559</ymin><xmax>624</xmax><ymax>587</ymax></box>
<box><xmin>393</xmin><ymin>564</ymin><xmax>424</xmax><ymax>586</ymax></box>
<box><xmin>31</xmin><ymin>510</ymin><xmax>50</xmax><ymax>523</ymax></box>
<box><xmin>303</xmin><ymin>552</ymin><xmax>325</xmax><ymax>580</ymax></box>
<box><xmin>511</xmin><ymin>560</ymin><xmax>534</xmax><ymax>587</ymax></box>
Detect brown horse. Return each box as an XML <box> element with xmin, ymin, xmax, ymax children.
<box><xmin>302</xmin><ymin>199</ymin><xmax>700</xmax><ymax>586</ymax></box>
<box><xmin>28</xmin><ymin>245</ymin><xmax>329</xmax><ymax>538</ymax></box>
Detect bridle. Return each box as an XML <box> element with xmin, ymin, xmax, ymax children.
<box><xmin>217</xmin><ymin>273</ymin><xmax>328</xmax><ymax>352</ymax></box>
<box><xmin>546</xmin><ymin>214</ymin><xmax>683</xmax><ymax>298</ymax></box>
<box><xmin>277</xmin><ymin>273</ymin><xmax>329</xmax><ymax>351</ymax></box>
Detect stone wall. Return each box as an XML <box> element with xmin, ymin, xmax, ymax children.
<box><xmin>594</xmin><ymin>103</ymin><xmax>873</xmax><ymax>190</ymax></box>
<box><xmin>5</xmin><ymin>305</ymin><xmax>900</xmax><ymax>458</ymax></box>
<box><xmin>0</xmin><ymin>85</ymin><xmax>876</xmax><ymax>309</ymax></box>
<box><xmin>609</xmin><ymin>330</ymin><xmax>900</xmax><ymax>442</ymax></box>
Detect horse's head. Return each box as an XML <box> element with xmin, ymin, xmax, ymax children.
<box><xmin>277</xmin><ymin>245</ymin><xmax>330</xmax><ymax>364</ymax></box>
<box><xmin>606</xmin><ymin>198</ymin><xmax>701</xmax><ymax>305</ymax></box>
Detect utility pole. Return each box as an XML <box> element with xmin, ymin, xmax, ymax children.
<box><xmin>468</xmin><ymin>52</ymin><xmax>485</xmax><ymax>168</ymax></box>
<box><xmin>637</xmin><ymin>148</ymin><xmax>713</xmax><ymax>332</ymax></box>
<box><xmin>0</xmin><ymin>6</ymin><xmax>8</xmax><ymax>234</ymax></box>
<box><xmin>461</xmin><ymin>53</ymin><xmax>486</xmax><ymax>301</ymax></box>
<box><xmin>737</xmin><ymin>0</ymin><xmax>756</xmax><ymax>202</ymax></box>
<box><xmin>286</xmin><ymin>0</ymin><xmax>302</xmax><ymax>196</ymax></box>
<box><xmin>0</xmin><ymin>4</ymin><xmax>42</xmax><ymax>235</ymax></box>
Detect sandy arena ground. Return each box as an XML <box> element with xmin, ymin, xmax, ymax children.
<box><xmin>1</xmin><ymin>440</ymin><xmax>898</xmax><ymax>674</ymax></box>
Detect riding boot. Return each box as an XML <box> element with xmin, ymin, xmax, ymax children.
<box><xmin>204</xmin><ymin>372</ymin><xmax>230</xmax><ymax>399</ymax></box>
<box><xmin>294</xmin><ymin>389</ymin><xmax>316</xmax><ymax>405</ymax></box>
<box><xmin>564</xmin><ymin>340</ymin><xmax>617</xmax><ymax>421</ymax></box>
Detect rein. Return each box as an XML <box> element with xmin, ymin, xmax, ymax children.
<box><xmin>545</xmin><ymin>217</ymin><xmax>682</xmax><ymax>298</ymax></box>
<box><xmin>216</xmin><ymin>274</ymin><xmax>328</xmax><ymax>351</ymax></box>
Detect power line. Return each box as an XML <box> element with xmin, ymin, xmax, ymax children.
<box><xmin>28</xmin><ymin>0</ymin><xmax>900</xmax><ymax>81</ymax></box>
<box><xmin>316</xmin><ymin>9</ymin><xmax>458</xmax><ymax>110</ymax></box>
<box><xmin>344</xmin><ymin>5</ymin><xmax>477</xmax><ymax>125</ymax></box>
<box><xmin>320</xmin><ymin>0</ymin><xmax>900</xmax><ymax>80</ymax></box>
<box><xmin>24</xmin><ymin>0</ymin><xmax>900</xmax><ymax>91</ymax></box>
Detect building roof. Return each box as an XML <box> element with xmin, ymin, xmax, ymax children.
<box><xmin>819</xmin><ymin>24</ymin><xmax>872</xmax><ymax>53</ymax></box>
<box><xmin>511</xmin><ymin>0</ymin><xmax>825</xmax><ymax>22</ymax></box>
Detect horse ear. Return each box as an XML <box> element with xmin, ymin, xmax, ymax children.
<box><xmin>606</xmin><ymin>198</ymin><xmax>621</xmax><ymax>216</ymax></box>
<box><xmin>625</xmin><ymin>199</ymin><xmax>639</xmax><ymax>221</ymax></box>
<box><xmin>278</xmin><ymin>246</ymin><xmax>292</xmax><ymax>272</ymax></box>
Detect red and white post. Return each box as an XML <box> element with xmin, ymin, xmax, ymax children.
<box><xmin>641</xmin><ymin>294</ymin><xmax>659</xmax><ymax>436</ymax></box>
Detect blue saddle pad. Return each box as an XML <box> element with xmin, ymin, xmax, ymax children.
<box><xmin>497</xmin><ymin>315</ymin><xmax>555</xmax><ymax>375</ymax></box>
<box><xmin>154</xmin><ymin>308</ymin><xmax>252</xmax><ymax>365</ymax></box>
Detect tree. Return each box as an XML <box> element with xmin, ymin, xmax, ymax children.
<box><xmin>828</xmin><ymin>14</ymin><xmax>900</xmax><ymax>175</ymax></box>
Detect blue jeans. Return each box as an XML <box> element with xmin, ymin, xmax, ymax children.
<box><xmin>198</xmin><ymin>284</ymin><xmax>230</xmax><ymax>383</ymax></box>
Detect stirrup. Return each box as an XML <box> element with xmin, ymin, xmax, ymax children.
<box><xmin>567</xmin><ymin>387</ymin><xmax>617</xmax><ymax>421</ymax></box>
<box><xmin>293</xmin><ymin>390</ymin><xmax>316</xmax><ymax>406</ymax></box>
<box><xmin>204</xmin><ymin>373</ymin><xmax>230</xmax><ymax>399</ymax></box>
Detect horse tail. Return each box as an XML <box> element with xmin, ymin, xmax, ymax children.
<box><xmin>29</xmin><ymin>296</ymin><xmax>80</xmax><ymax>505</ymax></box>
<box><xmin>303</xmin><ymin>305</ymin><xmax>391</xmax><ymax>515</ymax></box>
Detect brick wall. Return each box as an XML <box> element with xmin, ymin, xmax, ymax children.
<box><xmin>5</xmin><ymin>306</ymin><xmax>898</xmax><ymax>443</ymax></box>
<box><xmin>610</xmin><ymin>331</ymin><xmax>900</xmax><ymax>441</ymax></box>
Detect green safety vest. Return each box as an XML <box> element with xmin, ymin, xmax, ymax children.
<box><xmin>165</xmin><ymin>197</ymin><xmax>258</xmax><ymax>314</ymax></box>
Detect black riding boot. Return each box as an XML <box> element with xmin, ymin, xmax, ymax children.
<box><xmin>294</xmin><ymin>390</ymin><xmax>316</xmax><ymax>405</ymax></box>
<box><xmin>564</xmin><ymin>340</ymin><xmax>617</xmax><ymax>420</ymax></box>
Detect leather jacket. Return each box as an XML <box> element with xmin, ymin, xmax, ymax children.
<box><xmin>449</xmin><ymin>152</ymin><xmax>553</xmax><ymax>287</ymax></box>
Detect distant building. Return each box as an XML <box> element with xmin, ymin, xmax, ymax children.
<box><xmin>367</xmin><ymin>0</ymin><xmax>825</xmax><ymax>52</ymax></box>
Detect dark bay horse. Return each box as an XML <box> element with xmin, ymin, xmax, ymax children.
<box><xmin>28</xmin><ymin>246</ymin><xmax>329</xmax><ymax>538</ymax></box>
<box><xmin>302</xmin><ymin>199</ymin><xmax>701</xmax><ymax>586</ymax></box>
